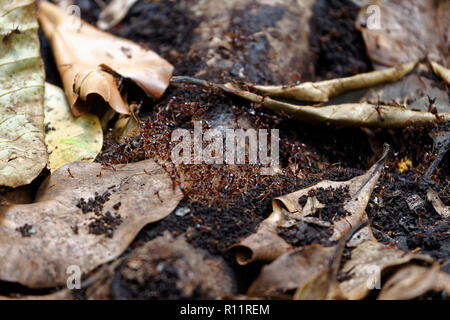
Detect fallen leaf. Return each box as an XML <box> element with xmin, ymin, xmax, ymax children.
<box><xmin>174</xmin><ymin>63</ymin><xmax>450</xmax><ymax>127</ymax></box>
<box><xmin>339</xmin><ymin>240</ymin><xmax>434</xmax><ymax>300</ymax></box>
<box><xmin>247</xmin><ymin>244</ymin><xmax>335</xmax><ymax>299</ymax></box>
<box><xmin>220</xmin><ymin>81</ymin><xmax>450</xmax><ymax>128</ymax></box>
<box><xmin>0</xmin><ymin>0</ymin><xmax>48</xmax><ymax>187</ymax></box>
<box><xmin>355</xmin><ymin>0</ymin><xmax>450</xmax><ymax>68</ymax></box>
<box><xmin>111</xmin><ymin>115</ymin><xmax>139</xmax><ymax>141</ymax></box>
<box><xmin>378</xmin><ymin>264</ymin><xmax>450</xmax><ymax>300</ymax></box>
<box><xmin>252</xmin><ymin>62</ymin><xmax>416</xmax><ymax>102</ymax></box>
<box><xmin>38</xmin><ymin>1</ymin><xmax>173</xmax><ymax>116</ymax></box>
<box><xmin>97</xmin><ymin>0</ymin><xmax>139</xmax><ymax>30</ymax></box>
<box><xmin>0</xmin><ymin>159</ymin><xmax>183</xmax><ymax>288</ymax></box>
<box><xmin>229</xmin><ymin>144</ymin><xmax>389</xmax><ymax>265</ymax></box>
<box><xmin>427</xmin><ymin>188</ymin><xmax>450</xmax><ymax>218</ymax></box>
<box><xmin>0</xmin><ymin>289</ymin><xmax>72</xmax><ymax>300</ymax></box>
<box><xmin>44</xmin><ymin>83</ymin><xmax>103</xmax><ymax>171</ymax></box>
<box><xmin>113</xmin><ymin>232</ymin><xmax>234</xmax><ymax>299</ymax></box>
<box><xmin>187</xmin><ymin>0</ymin><xmax>316</xmax><ymax>84</ymax></box>
<box><xmin>430</xmin><ymin>61</ymin><xmax>450</xmax><ymax>85</ymax></box>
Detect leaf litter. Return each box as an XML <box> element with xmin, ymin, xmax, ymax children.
<box><xmin>0</xmin><ymin>160</ymin><xmax>183</xmax><ymax>288</ymax></box>
<box><xmin>1</xmin><ymin>0</ymin><xmax>449</xmax><ymax>300</ymax></box>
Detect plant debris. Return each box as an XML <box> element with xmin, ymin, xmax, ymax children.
<box><xmin>0</xmin><ymin>0</ymin><xmax>47</xmax><ymax>187</ymax></box>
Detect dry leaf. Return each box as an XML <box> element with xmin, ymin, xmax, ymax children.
<box><xmin>252</xmin><ymin>62</ymin><xmax>416</xmax><ymax>102</ymax></box>
<box><xmin>339</xmin><ymin>240</ymin><xmax>434</xmax><ymax>300</ymax></box>
<box><xmin>114</xmin><ymin>232</ymin><xmax>234</xmax><ymax>299</ymax></box>
<box><xmin>247</xmin><ymin>244</ymin><xmax>335</xmax><ymax>299</ymax></box>
<box><xmin>38</xmin><ymin>1</ymin><xmax>173</xmax><ymax>116</ymax></box>
<box><xmin>220</xmin><ymin>82</ymin><xmax>450</xmax><ymax>128</ymax></box>
<box><xmin>0</xmin><ymin>0</ymin><xmax>48</xmax><ymax>187</ymax></box>
<box><xmin>44</xmin><ymin>83</ymin><xmax>103</xmax><ymax>171</ymax></box>
<box><xmin>430</xmin><ymin>61</ymin><xmax>450</xmax><ymax>85</ymax></box>
<box><xmin>0</xmin><ymin>159</ymin><xmax>183</xmax><ymax>288</ymax></box>
<box><xmin>188</xmin><ymin>0</ymin><xmax>315</xmax><ymax>84</ymax></box>
<box><xmin>229</xmin><ymin>144</ymin><xmax>388</xmax><ymax>265</ymax></box>
<box><xmin>378</xmin><ymin>264</ymin><xmax>450</xmax><ymax>300</ymax></box>
<box><xmin>97</xmin><ymin>0</ymin><xmax>139</xmax><ymax>30</ymax></box>
<box><xmin>355</xmin><ymin>0</ymin><xmax>450</xmax><ymax>68</ymax></box>
<box><xmin>0</xmin><ymin>289</ymin><xmax>72</xmax><ymax>300</ymax></box>
<box><xmin>427</xmin><ymin>188</ymin><xmax>450</xmax><ymax>219</ymax></box>
<box><xmin>228</xmin><ymin>208</ymin><xmax>293</xmax><ymax>266</ymax></box>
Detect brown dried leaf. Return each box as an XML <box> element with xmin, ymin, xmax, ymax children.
<box><xmin>427</xmin><ymin>188</ymin><xmax>450</xmax><ymax>219</ymax></box>
<box><xmin>252</xmin><ymin>62</ymin><xmax>416</xmax><ymax>102</ymax></box>
<box><xmin>229</xmin><ymin>145</ymin><xmax>388</xmax><ymax>265</ymax></box>
<box><xmin>430</xmin><ymin>61</ymin><xmax>450</xmax><ymax>85</ymax></box>
<box><xmin>220</xmin><ymin>83</ymin><xmax>450</xmax><ymax>128</ymax></box>
<box><xmin>0</xmin><ymin>160</ymin><xmax>183</xmax><ymax>288</ymax></box>
<box><xmin>38</xmin><ymin>1</ymin><xmax>173</xmax><ymax>116</ymax></box>
<box><xmin>97</xmin><ymin>0</ymin><xmax>139</xmax><ymax>30</ymax></box>
<box><xmin>339</xmin><ymin>240</ymin><xmax>434</xmax><ymax>300</ymax></box>
<box><xmin>378</xmin><ymin>264</ymin><xmax>450</xmax><ymax>300</ymax></box>
<box><xmin>356</xmin><ymin>0</ymin><xmax>450</xmax><ymax>68</ymax></box>
<box><xmin>247</xmin><ymin>244</ymin><xmax>335</xmax><ymax>299</ymax></box>
<box><xmin>188</xmin><ymin>0</ymin><xmax>315</xmax><ymax>84</ymax></box>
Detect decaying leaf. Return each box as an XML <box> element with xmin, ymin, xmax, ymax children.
<box><xmin>229</xmin><ymin>144</ymin><xmax>389</xmax><ymax>265</ymax></box>
<box><xmin>430</xmin><ymin>61</ymin><xmax>450</xmax><ymax>85</ymax></box>
<box><xmin>38</xmin><ymin>1</ymin><xmax>173</xmax><ymax>116</ymax></box>
<box><xmin>339</xmin><ymin>240</ymin><xmax>434</xmax><ymax>300</ymax></box>
<box><xmin>247</xmin><ymin>244</ymin><xmax>335</xmax><ymax>299</ymax></box>
<box><xmin>0</xmin><ymin>289</ymin><xmax>72</xmax><ymax>300</ymax></box>
<box><xmin>0</xmin><ymin>0</ymin><xmax>48</xmax><ymax>187</ymax></box>
<box><xmin>427</xmin><ymin>188</ymin><xmax>450</xmax><ymax>219</ymax></box>
<box><xmin>219</xmin><ymin>81</ymin><xmax>450</xmax><ymax>129</ymax></box>
<box><xmin>114</xmin><ymin>232</ymin><xmax>234</xmax><ymax>299</ymax></box>
<box><xmin>228</xmin><ymin>208</ymin><xmax>293</xmax><ymax>266</ymax></box>
<box><xmin>97</xmin><ymin>0</ymin><xmax>139</xmax><ymax>30</ymax></box>
<box><xmin>356</xmin><ymin>0</ymin><xmax>450</xmax><ymax>68</ymax></box>
<box><xmin>252</xmin><ymin>62</ymin><xmax>416</xmax><ymax>102</ymax></box>
<box><xmin>378</xmin><ymin>264</ymin><xmax>450</xmax><ymax>300</ymax></box>
<box><xmin>111</xmin><ymin>115</ymin><xmax>139</xmax><ymax>141</ymax></box>
<box><xmin>0</xmin><ymin>160</ymin><xmax>183</xmax><ymax>288</ymax></box>
<box><xmin>44</xmin><ymin>83</ymin><xmax>103</xmax><ymax>171</ymax></box>
<box><xmin>187</xmin><ymin>0</ymin><xmax>315</xmax><ymax>84</ymax></box>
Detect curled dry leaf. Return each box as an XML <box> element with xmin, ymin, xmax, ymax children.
<box><xmin>356</xmin><ymin>0</ymin><xmax>450</xmax><ymax>68</ymax></box>
<box><xmin>339</xmin><ymin>240</ymin><xmax>434</xmax><ymax>300</ymax></box>
<box><xmin>426</xmin><ymin>188</ymin><xmax>450</xmax><ymax>219</ymax></box>
<box><xmin>0</xmin><ymin>0</ymin><xmax>47</xmax><ymax>187</ymax></box>
<box><xmin>44</xmin><ymin>83</ymin><xmax>103</xmax><ymax>171</ymax></box>
<box><xmin>229</xmin><ymin>144</ymin><xmax>388</xmax><ymax>265</ymax></box>
<box><xmin>114</xmin><ymin>232</ymin><xmax>234</xmax><ymax>299</ymax></box>
<box><xmin>38</xmin><ymin>1</ymin><xmax>173</xmax><ymax>116</ymax></box>
<box><xmin>247</xmin><ymin>244</ymin><xmax>335</xmax><ymax>299</ymax></box>
<box><xmin>220</xmin><ymin>81</ymin><xmax>450</xmax><ymax>129</ymax></box>
<box><xmin>228</xmin><ymin>208</ymin><xmax>293</xmax><ymax>266</ymax></box>
<box><xmin>97</xmin><ymin>0</ymin><xmax>139</xmax><ymax>30</ymax></box>
<box><xmin>430</xmin><ymin>61</ymin><xmax>450</xmax><ymax>85</ymax></box>
<box><xmin>0</xmin><ymin>160</ymin><xmax>183</xmax><ymax>288</ymax></box>
<box><xmin>378</xmin><ymin>264</ymin><xmax>450</xmax><ymax>300</ymax></box>
<box><xmin>252</xmin><ymin>62</ymin><xmax>416</xmax><ymax>102</ymax></box>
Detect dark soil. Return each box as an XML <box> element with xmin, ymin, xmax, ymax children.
<box><xmin>23</xmin><ymin>0</ymin><xmax>449</xmax><ymax>300</ymax></box>
<box><xmin>309</xmin><ymin>0</ymin><xmax>373</xmax><ymax>80</ymax></box>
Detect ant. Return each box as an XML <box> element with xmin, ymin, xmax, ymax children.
<box><xmin>427</xmin><ymin>95</ymin><xmax>442</xmax><ymax>120</ymax></box>
<box><xmin>67</xmin><ymin>168</ymin><xmax>74</xmax><ymax>178</ymax></box>
<box><xmin>2</xmin><ymin>26</ymin><xmax>20</xmax><ymax>43</ymax></box>
<box><xmin>374</xmin><ymin>103</ymin><xmax>384</xmax><ymax>121</ymax></box>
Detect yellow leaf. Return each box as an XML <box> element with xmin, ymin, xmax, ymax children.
<box><xmin>44</xmin><ymin>83</ymin><xmax>103</xmax><ymax>171</ymax></box>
